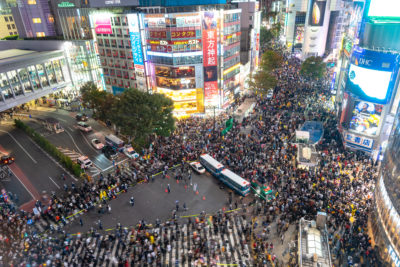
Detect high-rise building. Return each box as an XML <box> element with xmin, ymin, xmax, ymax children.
<box><xmin>11</xmin><ymin>0</ymin><xmax>56</xmax><ymax>38</ymax></box>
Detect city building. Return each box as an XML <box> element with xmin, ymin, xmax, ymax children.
<box><xmin>0</xmin><ymin>13</ymin><xmax>18</xmax><ymax>38</ymax></box>
<box><xmin>11</xmin><ymin>0</ymin><xmax>56</xmax><ymax>38</ymax></box>
<box><xmin>0</xmin><ymin>48</ymin><xmax>71</xmax><ymax>112</ymax></box>
<box><xmin>372</xmin><ymin>109</ymin><xmax>400</xmax><ymax>266</ymax></box>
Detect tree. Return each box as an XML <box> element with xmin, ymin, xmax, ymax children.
<box><xmin>111</xmin><ymin>88</ymin><xmax>175</xmax><ymax>149</ymax></box>
<box><xmin>247</xmin><ymin>71</ymin><xmax>277</xmax><ymax>96</ymax></box>
<box><xmin>260</xmin><ymin>26</ymin><xmax>274</xmax><ymax>46</ymax></box>
<box><xmin>260</xmin><ymin>50</ymin><xmax>283</xmax><ymax>72</ymax></box>
<box><xmin>300</xmin><ymin>56</ymin><xmax>327</xmax><ymax>80</ymax></box>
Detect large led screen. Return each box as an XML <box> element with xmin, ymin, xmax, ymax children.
<box><xmin>368</xmin><ymin>0</ymin><xmax>400</xmax><ymax>19</ymax></box>
<box><xmin>348</xmin><ymin>64</ymin><xmax>392</xmax><ymax>102</ymax></box>
<box><xmin>308</xmin><ymin>0</ymin><xmax>326</xmax><ymax>26</ymax></box>
<box><xmin>350</xmin><ymin>101</ymin><xmax>383</xmax><ymax>136</ymax></box>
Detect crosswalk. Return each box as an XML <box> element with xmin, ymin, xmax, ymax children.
<box><xmin>57</xmin><ymin>147</ymin><xmax>101</xmax><ymax>174</ymax></box>
<box><xmin>61</xmin><ymin>214</ymin><xmax>253</xmax><ymax>266</ymax></box>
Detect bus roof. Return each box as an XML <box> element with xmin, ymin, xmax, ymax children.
<box><xmin>105</xmin><ymin>134</ymin><xmax>124</xmax><ymax>144</ymax></box>
<box><xmin>220</xmin><ymin>168</ymin><xmax>250</xmax><ymax>186</ymax></box>
<box><xmin>200</xmin><ymin>154</ymin><xmax>224</xmax><ymax>169</ymax></box>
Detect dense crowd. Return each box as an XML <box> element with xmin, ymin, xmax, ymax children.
<box><xmin>0</xmin><ymin>51</ymin><xmax>380</xmax><ymax>266</ymax></box>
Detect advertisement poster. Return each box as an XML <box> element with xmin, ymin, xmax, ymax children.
<box><xmin>94</xmin><ymin>16</ymin><xmax>112</xmax><ymax>34</ymax></box>
<box><xmin>348</xmin><ymin>1</ymin><xmax>364</xmax><ymax>38</ymax></box>
<box><xmin>127</xmin><ymin>14</ymin><xmax>144</xmax><ymax>67</ymax></box>
<box><xmin>294</xmin><ymin>25</ymin><xmax>305</xmax><ymax>44</ymax></box>
<box><xmin>350</xmin><ymin>100</ymin><xmax>383</xmax><ymax>136</ymax></box>
<box><xmin>308</xmin><ymin>0</ymin><xmax>326</xmax><ymax>26</ymax></box>
<box><xmin>202</xmin><ymin>11</ymin><xmax>218</xmax><ymax>106</ymax></box>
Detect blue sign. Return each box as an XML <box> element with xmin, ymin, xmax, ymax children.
<box><xmin>347</xmin><ymin>46</ymin><xmax>399</xmax><ymax>104</ymax></box>
<box><xmin>330</xmin><ymin>72</ymin><xmax>336</xmax><ymax>92</ymax></box>
<box><xmin>112</xmin><ymin>86</ymin><xmax>125</xmax><ymax>95</ymax></box>
<box><xmin>130</xmin><ymin>32</ymin><xmax>144</xmax><ymax>66</ymax></box>
<box><xmin>27</xmin><ymin>219</ymin><xmax>33</xmax><ymax>225</ymax></box>
<box><xmin>344</xmin><ymin>131</ymin><xmax>374</xmax><ymax>152</ymax></box>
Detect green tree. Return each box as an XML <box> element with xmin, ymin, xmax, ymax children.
<box><xmin>111</xmin><ymin>88</ymin><xmax>175</xmax><ymax>149</ymax></box>
<box><xmin>247</xmin><ymin>71</ymin><xmax>277</xmax><ymax>96</ymax></box>
<box><xmin>260</xmin><ymin>50</ymin><xmax>283</xmax><ymax>72</ymax></box>
<box><xmin>300</xmin><ymin>56</ymin><xmax>327</xmax><ymax>80</ymax></box>
<box><xmin>260</xmin><ymin>26</ymin><xmax>274</xmax><ymax>46</ymax></box>
<box><xmin>80</xmin><ymin>82</ymin><xmax>112</xmax><ymax>119</ymax></box>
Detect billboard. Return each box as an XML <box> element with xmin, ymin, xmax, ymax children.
<box><xmin>344</xmin><ymin>131</ymin><xmax>374</xmax><ymax>151</ymax></box>
<box><xmin>202</xmin><ymin>11</ymin><xmax>218</xmax><ymax>106</ymax></box>
<box><xmin>349</xmin><ymin>100</ymin><xmax>383</xmax><ymax>136</ymax></box>
<box><xmin>94</xmin><ymin>16</ymin><xmax>112</xmax><ymax>34</ymax></box>
<box><xmin>347</xmin><ymin>46</ymin><xmax>399</xmax><ymax>104</ymax></box>
<box><xmin>368</xmin><ymin>0</ymin><xmax>400</xmax><ymax>19</ymax></box>
<box><xmin>127</xmin><ymin>14</ymin><xmax>144</xmax><ymax>67</ymax></box>
<box><xmin>308</xmin><ymin>0</ymin><xmax>326</xmax><ymax>26</ymax></box>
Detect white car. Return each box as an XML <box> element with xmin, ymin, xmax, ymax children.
<box><xmin>124</xmin><ymin>146</ymin><xmax>139</xmax><ymax>159</ymax></box>
<box><xmin>91</xmin><ymin>138</ymin><xmax>104</xmax><ymax>150</ymax></box>
<box><xmin>190</xmin><ymin>161</ymin><xmax>205</xmax><ymax>174</ymax></box>
<box><xmin>77</xmin><ymin>156</ymin><xmax>93</xmax><ymax>169</ymax></box>
<box><xmin>77</xmin><ymin>122</ymin><xmax>92</xmax><ymax>132</ymax></box>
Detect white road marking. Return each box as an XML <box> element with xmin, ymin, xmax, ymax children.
<box><xmin>48</xmin><ymin>176</ymin><xmax>60</xmax><ymax>189</ymax></box>
<box><xmin>101</xmin><ymin>158</ymin><xmax>128</xmax><ymax>172</ymax></box>
<box><xmin>68</xmin><ymin>127</ymin><xmax>73</xmax><ymax>131</ymax></box>
<box><xmin>63</xmin><ymin>129</ymin><xmax>84</xmax><ymax>155</ymax></box>
<box><xmin>57</xmin><ymin>118</ymin><xmax>68</xmax><ymax>123</ymax></box>
<box><xmin>8</xmin><ymin>167</ymin><xmax>36</xmax><ymax>200</ymax></box>
<box><xmin>0</xmin><ymin>130</ymin><xmax>37</xmax><ymax>164</ymax></box>
<box><xmin>80</xmin><ymin>130</ymin><xmax>98</xmax><ymax>153</ymax></box>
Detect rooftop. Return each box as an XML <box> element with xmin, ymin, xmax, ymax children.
<box><xmin>0</xmin><ymin>49</ymin><xmax>37</xmax><ymax>60</ymax></box>
<box><xmin>0</xmin><ymin>48</ymin><xmax>64</xmax><ymax>71</ymax></box>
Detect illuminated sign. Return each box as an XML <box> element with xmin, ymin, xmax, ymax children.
<box><xmin>147</xmin><ymin>39</ymin><xmax>201</xmax><ymax>45</ymax></box>
<box><xmin>345</xmin><ymin>132</ymin><xmax>374</xmax><ymax>150</ymax></box>
<box><xmin>368</xmin><ymin>0</ymin><xmax>400</xmax><ymax>19</ymax></box>
<box><xmin>58</xmin><ymin>1</ymin><xmax>75</xmax><ymax>7</ymax></box>
<box><xmin>157</xmin><ymin>88</ymin><xmax>197</xmax><ymax>102</ymax></box>
<box><xmin>127</xmin><ymin>14</ymin><xmax>144</xmax><ymax>66</ymax></box>
<box><xmin>223</xmin><ymin>63</ymin><xmax>240</xmax><ymax>75</ymax></box>
<box><xmin>388</xmin><ymin>245</ymin><xmax>400</xmax><ymax>267</ymax></box>
<box><xmin>308</xmin><ymin>0</ymin><xmax>326</xmax><ymax>26</ymax></box>
<box><xmin>350</xmin><ymin>101</ymin><xmax>383</xmax><ymax>136</ymax></box>
<box><xmin>149</xmin><ymin>31</ymin><xmax>167</xmax><ymax>39</ymax></box>
<box><xmin>94</xmin><ymin>15</ymin><xmax>112</xmax><ymax>34</ymax></box>
<box><xmin>171</xmin><ymin>30</ymin><xmax>196</xmax><ymax>39</ymax></box>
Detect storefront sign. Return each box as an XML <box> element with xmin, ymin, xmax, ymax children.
<box><xmin>171</xmin><ymin>30</ymin><xmax>196</xmax><ymax>39</ymax></box>
<box><xmin>389</xmin><ymin>245</ymin><xmax>400</xmax><ymax>267</ymax></box>
<box><xmin>345</xmin><ymin>132</ymin><xmax>374</xmax><ymax>149</ymax></box>
<box><xmin>94</xmin><ymin>16</ymin><xmax>112</xmax><ymax>34</ymax></box>
<box><xmin>147</xmin><ymin>39</ymin><xmax>200</xmax><ymax>45</ymax></box>
<box><xmin>176</xmin><ymin>16</ymin><xmax>201</xmax><ymax>27</ymax></box>
<box><xmin>202</xmin><ymin>11</ymin><xmax>219</xmax><ymax>106</ymax></box>
<box><xmin>127</xmin><ymin>14</ymin><xmax>144</xmax><ymax>66</ymax></box>
<box><xmin>149</xmin><ymin>31</ymin><xmax>167</xmax><ymax>39</ymax></box>
<box><xmin>58</xmin><ymin>1</ymin><xmax>75</xmax><ymax>7</ymax></box>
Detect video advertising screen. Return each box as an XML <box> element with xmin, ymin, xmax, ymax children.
<box><xmin>308</xmin><ymin>0</ymin><xmax>326</xmax><ymax>26</ymax></box>
<box><xmin>349</xmin><ymin>101</ymin><xmax>383</xmax><ymax>136</ymax></box>
<box><xmin>368</xmin><ymin>0</ymin><xmax>400</xmax><ymax>19</ymax></box>
<box><xmin>348</xmin><ymin>64</ymin><xmax>392</xmax><ymax>102</ymax></box>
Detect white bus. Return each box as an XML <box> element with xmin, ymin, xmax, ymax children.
<box><xmin>219</xmin><ymin>168</ymin><xmax>250</xmax><ymax>196</ymax></box>
<box><xmin>199</xmin><ymin>154</ymin><xmax>224</xmax><ymax>177</ymax></box>
<box><xmin>105</xmin><ymin>134</ymin><xmax>124</xmax><ymax>150</ymax></box>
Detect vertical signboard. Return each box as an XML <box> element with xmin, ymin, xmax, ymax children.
<box><xmin>202</xmin><ymin>11</ymin><xmax>219</xmax><ymax>106</ymax></box>
<box><xmin>127</xmin><ymin>14</ymin><xmax>144</xmax><ymax>68</ymax></box>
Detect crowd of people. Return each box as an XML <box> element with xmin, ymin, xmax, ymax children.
<box><xmin>0</xmin><ymin>49</ymin><xmax>381</xmax><ymax>266</ymax></box>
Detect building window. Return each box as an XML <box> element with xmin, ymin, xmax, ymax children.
<box><xmin>27</xmin><ymin>0</ymin><xmax>36</xmax><ymax>4</ymax></box>
<box><xmin>9</xmin><ymin>32</ymin><xmax>13</xmax><ymax>35</ymax></box>
<box><xmin>12</xmin><ymin>24</ymin><xmax>15</xmax><ymax>29</ymax></box>
<box><xmin>32</xmin><ymin>18</ymin><xmax>41</xmax><ymax>24</ymax></box>
<box><xmin>7</xmin><ymin>25</ymin><xmax>11</xmax><ymax>30</ymax></box>
<box><xmin>13</xmin><ymin>32</ymin><xmax>17</xmax><ymax>35</ymax></box>
<box><xmin>36</xmin><ymin>32</ymin><xmax>45</xmax><ymax>37</ymax></box>
<box><xmin>48</xmin><ymin>15</ymin><xmax>54</xmax><ymax>23</ymax></box>
<box><xmin>4</xmin><ymin>17</ymin><xmax>8</xmax><ymax>22</ymax></box>
<box><xmin>9</xmin><ymin>16</ymin><xmax>13</xmax><ymax>22</ymax></box>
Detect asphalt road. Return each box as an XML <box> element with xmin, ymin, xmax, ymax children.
<box><xmin>0</xmin><ymin>124</ymin><xmax>76</xmax><ymax>207</ymax></box>
<box><xmin>65</xmin><ymin>170</ymin><xmax>233</xmax><ymax>234</ymax></box>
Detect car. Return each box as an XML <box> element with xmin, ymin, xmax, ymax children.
<box><xmin>0</xmin><ymin>152</ymin><xmax>14</xmax><ymax>165</ymax></box>
<box><xmin>102</xmin><ymin>145</ymin><xmax>118</xmax><ymax>160</ymax></box>
<box><xmin>91</xmin><ymin>138</ymin><xmax>104</xmax><ymax>150</ymax></box>
<box><xmin>76</xmin><ymin>113</ymin><xmax>88</xmax><ymax>121</ymax></box>
<box><xmin>123</xmin><ymin>146</ymin><xmax>139</xmax><ymax>159</ymax></box>
<box><xmin>190</xmin><ymin>161</ymin><xmax>205</xmax><ymax>174</ymax></box>
<box><xmin>77</xmin><ymin>121</ymin><xmax>92</xmax><ymax>132</ymax></box>
<box><xmin>77</xmin><ymin>156</ymin><xmax>93</xmax><ymax>169</ymax></box>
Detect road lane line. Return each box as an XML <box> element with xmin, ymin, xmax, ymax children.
<box><xmin>80</xmin><ymin>130</ymin><xmax>98</xmax><ymax>153</ymax></box>
<box><xmin>57</xmin><ymin>118</ymin><xmax>68</xmax><ymax>123</ymax></box>
<box><xmin>68</xmin><ymin>127</ymin><xmax>73</xmax><ymax>131</ymax></box>
<box><xmin>64</xmin><ymin>129</ymin><xmax>84</xmax><ymax>155</ymax></box>
<box><xmin>8</xmin><ymin>165</ymin><xmax>37</xmax><ymax>200</ymax></box>
<box><xmin>48</xmin><ymin>176</ymin><xmax>60</xmax><ymax>189</ymax></box>
<box><xmin>0</xmin><ymin>130</ymin><xmax>37</xmax><ymax>164</ymax></box>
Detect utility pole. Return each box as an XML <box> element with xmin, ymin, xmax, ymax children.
<box><xmin>213</xmin><ymin>106</ymin><xmax>216</xmax><ymax>134</ymax></box>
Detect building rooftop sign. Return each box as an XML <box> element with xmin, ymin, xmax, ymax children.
<box><xmin>58</xmin><ymin>1</ymin><xmax>75</xmax><ymax>7</ymax></box>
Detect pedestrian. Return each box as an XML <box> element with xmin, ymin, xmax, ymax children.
<box><xmin>107</xmin><ymin>204</ymin><xmax>111</xmax><ymax>213</ymax></box>
<box><xmin>183</xmin><ymin>203</ymin><xmax>187</xmax><ymax>211</ymax></box>
<box><xmin>130</xmin><ymin>196</ymin><xmax>135</xmax><ymax>206</ymax></box>
<box><xmin>79</xmin><ymin>218</ymin><xmax>83</xmax><ymax>227</ymax></box>
<box><xmin>175</xmin><ymin>200</ymin><xmax>179</xmax><ymax>211</ymax></box>
<box><xmin>98</xmin><ymin>219</ymin><xmax>103</xmax><ymax>230</ymax></box>
<box><xmin>167</xmin><ymin>184</ymin><xmax>171</xmax><ymax>193</ymax></box>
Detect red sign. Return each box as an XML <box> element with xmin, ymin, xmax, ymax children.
<box><xmin>203</xmin><ymin>29</ymin><xmax>217</xmax><ymax>67</ymax></box>
<box><xmin>204</xmin><ymin>81</ymin><xmax>218</xmax><ymax>105</ymax></box>
<box><xmin>149</xmin><ymin>31</ymin><xmax>167</xmax><ymax>38</ymax></box>
<box><xmin>171</xmin><ymin>30</ymin><xmax>196</xmax><ymax>39</ymax></box>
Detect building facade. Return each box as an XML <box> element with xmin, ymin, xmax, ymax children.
<box><xmin>0</xmin><ymin>13</ymin><xmax>18</xmax><ymax>38</ymax></box>
<box><xmin>11</xmin><ymin>0</ymin><xmax>56</xmax><ymax>38</ymax></box>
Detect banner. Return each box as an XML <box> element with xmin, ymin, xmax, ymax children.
<box><xmin>127</xmin><ymin>14</ymin><xmax>144</xmax><ymax>67</ymax></box>
<box><xmin>202</xmin><ymin>11</ymin><xmax>218</xmax><ymax>106</ymax></box>
<box><xmin>94</xmin><ymin>16</ymin><xmax>112</xmax><ymax>34</ymax></box>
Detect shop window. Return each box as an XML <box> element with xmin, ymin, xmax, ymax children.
<box><xmin>32</xmin><ymin>18</ymin><xmax>41</xmax><ymax>24</ymax></box>
<box><xmin>48</xmin><ymin>15</ymin><xmax>54</xmax><ymax>24</ymax></box>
